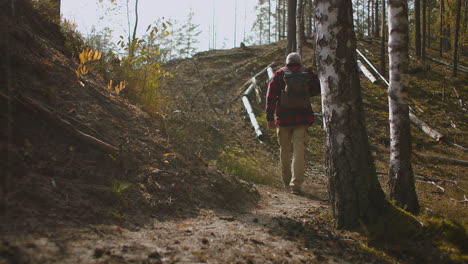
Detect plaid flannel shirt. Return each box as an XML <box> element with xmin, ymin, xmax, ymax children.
<box><xmin>265</xmin><ymin>63</ymin><xmax>321</xmax><ymax>127</ymax></box>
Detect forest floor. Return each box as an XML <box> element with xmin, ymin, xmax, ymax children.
<box><xmin>1</xmin><ymin>2</ymin><xmax>467</xmax><ymax>264</ymax></box>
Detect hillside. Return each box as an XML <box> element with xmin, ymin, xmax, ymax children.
<box><xmin>1</xmin><ymin>1</ymin><xmax>467</xmax><ymax>264</ymax></box>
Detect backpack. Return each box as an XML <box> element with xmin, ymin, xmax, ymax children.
<box><xmin>280</xmin><ymin>66</ymin><xmax>310</xmax><ymax>108</ymax></box>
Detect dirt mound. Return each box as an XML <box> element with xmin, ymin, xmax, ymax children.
<box><xmin>0</xmin><ymin>0</ymin><xmax>258</xmax><ymax>233</ymax></box>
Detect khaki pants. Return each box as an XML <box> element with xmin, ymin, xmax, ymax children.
<box><xmin>278</xmin><ymin>125</ymin><xmax>307</xmax><ymax>191</ymax></box>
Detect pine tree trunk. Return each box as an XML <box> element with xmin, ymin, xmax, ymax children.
<box><xmin>268</xmin><ymin>0</ymin><xmax>272</xmax><ymax>44</ymax></box>
<box><xmin>422</xmin><ymin>0</ymin><xmax>426</xmax><ymax>62</ymax></box>
<box><xmin>375</xmin><ymin>0</ymin><xmax>380</xmax><ymax>37</ymax></box>
<box><xmin>387</xmin><ymin>0</ymin><xmax>420</xmax><ymax>215</ymax></box>
<box><xmin>380</xmin><ymin>0</ymin><xmax>386</xmax><ymax>74</ymax></box>
<box><xmin>297</xmin><ymin>0</ymin><xmax>305</xmax><ymax>55</ymax></box>
<box><xmin>283</xmin><ymin>0</ymin><xmax>287</xmax><ymax>40</ymax></box>
<box><xmin>415</xmin><ymin>0</ymin><xmax>421</xmax><ymax>56</ymax></box>
<box><xmin>371</xmin><ymin>0</ymin><xmax>375</xmax><ymax>37</ymax></box>
<box><xmin>315</xmin><ymin>0</ymin><xmax>389</xmax><ymax>229</ymax></box>
<box><xmin>452</xmin><ymin>0</ymin><xmax>462</xmax><ymax>77</ymax></box>
<box><xmin>277</xmin><ymin>0</ymin><xmax>281</xmax><ymax>41</ymax></box>
<box><xmin>287</xmin><ymin>0</ymin><xmax>297</xmax><ymax>53</ymax></box>
<box><xmin>439</xmin><ymin>0</ymin><xmax>444</xmax><ymax>57</ymax></box>
<box><xmin>367</xmin><ymin>0</ymin><xmax>371</xmax><ymax>36</ymax></box>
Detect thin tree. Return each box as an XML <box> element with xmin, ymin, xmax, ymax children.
<box><xmin>268</xmin><ymin>0</ymin><xmax>272</xmax><ymax>43</ymax></box>
<box><xmin>287</xmin><ymin>0</ymin><xmax>297</xmax><ymax>53</ymax></box>
<box><xmin>283</xmin><ymin>0</ymin><xmax>287</xmax><ymax>40</ymax></box>
<box><xmin>422</xmin><ymin>0</ymin><xmax>426</xmax><ymax>62</ymax></box>
<box><xmin>375</xmin><ymin>0</ymin><xmax>380</xmax><ymax>37</ymax></box>
<box><xmin>452</xmin><ymin>0</ymin><xmax>462</xmax><ymax>77</ymax></box>
<box><xmin>439</xmin><ymin>0</ymin><xmax>444</xmax><ymax>56</ymax></box>
<box><xmin>277</xmin><ymin>0</ymin><xmax>281</xmax><ymax>41</ymax></box>
<box><xmin>297</xmin><ymin>0</ymin><xmax>306</xmax><ymax>55</ymax></box>
<box><xmin>387</xmin><ymin>0</ymin><xmax>420</xmax><ymax>215</ymax></box>
<box><xmin>380</xmin><ymin>0</ymin><xmax>386</xmax><ymax>73</ymax></box>
<box><xmin>415</xmin><ymin>0</ymin><xmax>421</xmax><ymax>56</ymax></box>
<box><xmin>367</xmin><ymin>0</ymin><xmax>371</xmax><ymax>36</ymax></box>
<box><xmin>315</xmin><ymin>0</ymin><xmax>389</xmax><ymax>229</ymax></box>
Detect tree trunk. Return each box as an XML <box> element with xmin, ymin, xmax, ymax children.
<box><xmin>367</xmin><ymin>0</ymin><xmax>371</xmax><ymax>36</ymax></box>
<box><xmin>277</xmin><ymin>0</ymin><xmax>281</xmax><ymax>41</ymax></box>
<box><xmin>452</xmin><ymin>0</ymin><xmax>462</xmax><ymax>77</ymax></box>
<box><xmin>307</xmin><ymin>0</ymin><xmax>313</xmax><ymax>37</ymax></box>
<box><xmin>268</xmin><ymin>0</ymin><xmax>272</xmax><ymax>44</ymax></box>
<box><xmin>297</xmin><ymin>0</ymin><xmax>305</xmax><ymax>55</ymax></box>
<box><xmin>283</xmin><ymin>0</ymin><xmax>287</xmax><ymax>40</ymax></box>
<box><xmin>415</xmin><ymin>0</ymin><xmax>421</xmax><ymax>56</ymax></box>
<box><xmin>380</xmin><ymin>0</ymin><xmax>386</xmax><ymax>74</ymax></box>
<box><xmin>422</xmin><ymin>0</ymin><xmax>426</xmax><ymax>62</ymax></box>
<box><xmin>439</xmin><ymin>0</ymin><xmax>444</xmax><ymax>57</ymax></box>
<box><xmin>387</xmin><ymin>0</ymin><xmax>420</xmax><ymax>215</ymax></box>
<box><xmin>287</xmin><ymin>0</ymin><xmax>297</xmax><ymax>53</ymax></box>
<box><xmin>375</xmin><ymin>0</ymin><xmax>380</xmax><ymax>37</ymax></box>
<box><xmin>315</xmin><ymin>0</ymin><xmax>389</xmax><ymax>229</ymax></box>
<box><xmin>427</xmin><ymin>0</ymin><xmax>431</xmax><ymax>50</ymax></box>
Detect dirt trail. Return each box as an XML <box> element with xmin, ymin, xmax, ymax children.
<box><xmin>2</xmin><ymin>183</ymin><xmax>392</xmax><ymax>264</ymax></box>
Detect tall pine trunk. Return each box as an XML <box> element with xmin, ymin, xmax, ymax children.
<box><xmin>387</xmin><ymin>0</ymin><xmax>420</xmax><ymax>215</ymax></box>
<box><xmin>452</xmin><ymin>0</ymin><xmax>462</xmax><ymax>77</ymax></box>
<box><xmin>315</xmin><ymin>0</ymin><xmax>389</xmax><ymax>229</ymax></box>
<box><xmin>415</xmin><ymin>0</ymin><xmax>421</xmax><ymax>56</ymax></box>
<box><xmin>422</xmin><ymin>0</ymin><xmax>426</xmax><ymax>62</ymax></box>
<box><xmin>380</xmin><ymin>0</ymin><xmax>386</xmax><ymax>74</ymax></box>
<box><xmin>439</xmin><ymin>0</ymin><xmax>444</xmax><ymax>57</ymax></box>
<box><xmin>375</xmin><ymin>0</ymin><xmax>380</xmax><ymax>37</ymax></box>
<box><xmin>297</xmin><ymin>0</ymin><xmax>306</xmax><ymax>55</ymax></box>
<box><xmin>287</xmin><ymin>0</ymin><xmax>297</xmax><ymax>53</ymax></box>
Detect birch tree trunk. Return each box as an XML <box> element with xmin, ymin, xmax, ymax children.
<box><xmin>287</xmin><ymin>0</ymin><xmax>297</xmax><ymax>53</ymax></box>
<box><xmin>315</xmin><ymin>0</ymin><xmax>388</xmax><ymax>229</ymax></box>
<box><xmin>387</xmin><ymin>0</ymin><xmax>420</xmax><ymax>215</ymax></box>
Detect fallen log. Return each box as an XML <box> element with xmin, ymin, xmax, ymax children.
<box><xmin>0</xmin><ymin>92</ymin><xmax>119</xmax><ymax>154</ymax></box>
<box><xmin>413</xmin><ymin>152</ymin><xmax>468</xmax><ymax>167</ymax></box>
<box><xmin>357</xmin><ymin>60</ymin><xmax>378</xmax><ymax>83</ymax></box>
<box><xmin>409</xmin><ymin>111</ymin><xmax>444</xmax><ymax>141</ymax></box>
<box><xmin>427</xmin><ymin>56</ymin><xmax>468</xmax><ymax>73</ymax></box>
<box><xmin>357</xmin><ymin>49</ymin><xmax>448</xmax><ymax>143</ymax></box>
<box><xmin>242</xmin><ymin>95</ymin><xmax>264</xmax><ymax>140</ymax></box>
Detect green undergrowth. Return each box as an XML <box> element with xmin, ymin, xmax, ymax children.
<box><xmin>216</xmin><ymin>146</ymin><xmax>277</xmax><ymax>185</ymax></box>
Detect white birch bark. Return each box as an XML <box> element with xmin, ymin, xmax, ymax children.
<box><xmin>387</xmin><ymin>0</ymin><xmax>420</xmax><ymax>214</ymax></box>
<box><xmin>315</xmin><ymin>0</ymin><xmax>388</xmax><ymax>229</ymax></box>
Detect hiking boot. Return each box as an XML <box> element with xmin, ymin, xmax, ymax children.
<box><xmin>291</xmin><ymin>189</ymin><xmax>301</xmax><ymax>195</ymax></box>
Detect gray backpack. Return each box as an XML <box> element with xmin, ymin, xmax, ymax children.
<box><xmin>280</xmin><ymin>66</ymin><xmax>310</xmax><ymax>108</ymax></box>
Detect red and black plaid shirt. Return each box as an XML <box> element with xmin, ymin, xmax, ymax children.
<box><xmin>265</xmin><ymin>63</ymin><xmax>321</xmax><ymax>127</ymax></box>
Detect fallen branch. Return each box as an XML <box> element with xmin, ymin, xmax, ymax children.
<box><xmin>357</xmin><ymin>60</ymin><xmax>378</xmax><ymax>83</ymax></box>
<box><xmin>413</xmin><ymin>152</ymin><xmax>468</xmax><ymax>166</ymax></box>
<box><xmin>409</xmin><ymin>111</ymin><xmax>444</xmax><ymax>141</ymax></box>
<box><xmin>357</xmin><ymin>49</ymin><xmax>447</xmax><ymax>143</ymax></box>
<box><xmin>0</xmin><ymin>92</ymin><xmax>119</xmax><ymax>154</ymax></box>
<box><xmin>427</xmin><ymin>56</ymin><xmax>468</xmax><ymax>74</ymax></box>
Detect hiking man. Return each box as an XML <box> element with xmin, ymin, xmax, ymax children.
<box><xmin>265</xmin><ymin>52</ymin><xmax>321</xmax><ymax>194</ymax></box>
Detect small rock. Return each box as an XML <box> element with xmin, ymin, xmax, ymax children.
<box><xmin>201</xmin><ymin>238</ymin><xmax>209</xmax><ymax>245</ymax></box>
<box><xmin>93</xmin><ymin>248</ymin><xmax>105</xmax><ymax>258</ymax></box>
<box><xmin>148</xmin><ymin>251</ymin><xmax>162</xmax><ymax>259</ymax></box>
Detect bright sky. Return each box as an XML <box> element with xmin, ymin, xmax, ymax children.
<box><xmin>61</xmin><ymin>0</ymin><xmax>259</xmax><ymax>53</ymax></box>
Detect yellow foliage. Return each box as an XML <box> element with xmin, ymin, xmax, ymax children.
<box><xmin>75</xmin><ymin>48</ymin><xmax>102</xmax><ymax>78</ymax></box>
